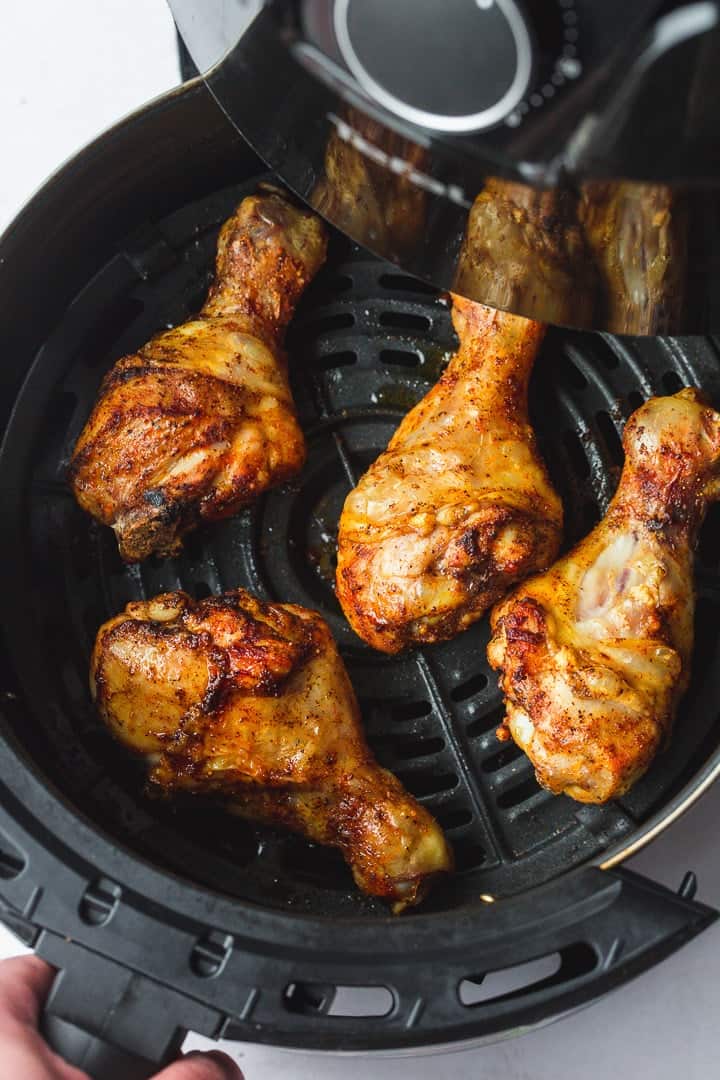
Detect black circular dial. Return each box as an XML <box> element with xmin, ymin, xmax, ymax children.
<box><xmin>333</xmin><ymin>0</ymin><xmax>534</xmax><ymax>132</ymax></box>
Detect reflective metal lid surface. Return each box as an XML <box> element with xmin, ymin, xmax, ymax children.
<box><xmin>168</xmin><ymin>0</ymin><xmax>720</xmax><ymax>332</ymax></box>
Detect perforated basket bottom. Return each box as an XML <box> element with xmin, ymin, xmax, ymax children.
<box><xmin>6</xmin><ymin>179</ymin><xmax>720</xmax><ymax>916</ymax></box>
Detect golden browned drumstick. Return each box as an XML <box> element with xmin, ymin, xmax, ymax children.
<box><xmin>92</xmin><ymin>589</ymin><xmax>452</xmax><ymax>910</ymax></box>
<box><xmin>70</xmin><ymin>192</ymin><xmax>327</xmax><ymax>561</ymax></box>
<box><xmin>488</xmin><ymin>389</ymin><xmax>720</xmax><ymax>804</ymax></box>
<box><xmin>336</xmin><ymin>297</ymin><xmax>562</xmax><ymax>653</ymax></box>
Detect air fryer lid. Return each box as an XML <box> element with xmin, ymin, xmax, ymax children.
<box><xmin>0</xmin><ymin>81</ymin><xmax>716</xmax><ymax>1072</ymax></box>
<box><xmin>167</xmin><ymin>1</ymin><xmax>720</xmax><ymax>334</ymax></box>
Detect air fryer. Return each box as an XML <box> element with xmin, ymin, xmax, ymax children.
<box><xmin>0</xmin><ymin>9</ymin><xmax>719</xmax><ymax>1080</ymax></box>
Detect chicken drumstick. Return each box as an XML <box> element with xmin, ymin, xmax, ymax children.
<box><xmin>336</xmin><ymin>297</ymin><xmax>562</xmax><ymax>653</ymax></box>
<box><xmin>92</xmin><ymin>589</ymin><xmax>452</xmax><ymax>910</ymax></box>
<box><xmin>488</xmin><ymin>388</ymin><xmax>720</xmax><ymax>803</ymax></box>
<box><xmin>70</xmin><ymin>192</ymin><xmax>327</xmax><ymax>561</ymax></box>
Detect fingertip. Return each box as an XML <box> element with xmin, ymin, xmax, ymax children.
<box><xmin>0</xmin><ymin>954</ymin><xmax>56</xmax><ymax>1026</ymax></box>
<box><xmin>202</xmin><ymin>1050</ymin><xmax>244</xmax><ymax>1078</ymax></box>
<box><xmin>158</xmin><ymin>1047</ymin><xmax>244</xmax><ymax>1080</ymax></box>
<box><xmin>1</xmin><ymin>954</ymin><xmax>53</xmax><ymax>981</ymax></box>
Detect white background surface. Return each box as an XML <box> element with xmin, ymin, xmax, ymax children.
<box><xmin>2</xmin><ymin>2</ymin><xmax>720</xmax><ymax>1077</ymax></box>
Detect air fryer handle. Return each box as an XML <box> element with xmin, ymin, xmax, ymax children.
<box><xmin>40</xmin><ymin>1011</ymin><xmax>159</xmax><ymax>1080</ymax></box>
<box><xmin>0</xmin><ymin>862</ymin><xmax>715</xmax><ymax>1055</ymax></box>
<box><xmin>31</xmin><ymin>936</ymin><xmax>198</xmax><ymax>1080</ymax></box>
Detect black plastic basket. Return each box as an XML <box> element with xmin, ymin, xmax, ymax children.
<box><xmin>0</xmin><ymin>80</ymin><xmax>717</xmax><ymax>1078</ymax></box>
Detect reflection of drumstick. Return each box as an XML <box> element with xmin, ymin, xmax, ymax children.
<box><xmin>453</xmin><ymin>176</ymin><xmax>685</xmax><ymax>333</ymax></box>
<box><xmin>578</xmin><ymin>181</ymin><xmax>686</xmax><ymax>334</ymax></box>
<box><xmin>313</xmin><ymin>109</ymin><xmax>427</xmax><ymax>261</ymax></box>
<box><xmin>453</xmin><ymin>177</ymin><xmax>597</xmax><ymax>327</ymax></box>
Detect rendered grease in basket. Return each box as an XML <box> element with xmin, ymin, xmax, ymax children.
<box><xmin>91</xmin><ymin>588</ymin><xmax>453</xmax><ymax>911</ymax></box>
<box><xmin>69</xmin><ymin>191</ymin><xmax>328</xmax><ymax>562</ymax></box>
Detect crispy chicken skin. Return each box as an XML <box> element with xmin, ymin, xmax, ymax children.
<box><xmin>488</xmin><ymin>389</ymin><xmax>720</xmax><ymax>804</ymax></box>
<box><xmin>91</xmin><ymin>589</ymin><xmax>452</xmax><ymax>910</ymax></box>
<box><xmin>336</xmin><ymin>297</ymin><xmax>562</xmax><ymax>653</ymax></box>
<box><xmin>70</xmin><ymin>193</ymin><xmax>328</xmax><ymax>561</ymax></box>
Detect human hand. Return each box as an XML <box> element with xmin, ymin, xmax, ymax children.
<box><xmin>0</xmin><ymin>954</ymin><xmax>243</xmax><ymax>1080</ymax></box>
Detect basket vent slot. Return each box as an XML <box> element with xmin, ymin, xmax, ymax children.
<box><xmin>314</xmin><ymin>350</ymin><xmax>357</xmax><ymax>371</ymax></box>
<box><xmin>598</xmin><ymin>343</ymin><xmax>620</xmax><ymax>369</ymax></box>
<box><xmin>662</xmin><ymin>370</ymin><xmax>684</xmax><ymax>393</ymax></box>
<box><xmin>595</xmin><ymin>410</ymin><xmax>623</xmax><ymax>466</ymax></box>
<box><xmin>557</xmin><ymin>353</ymin><xmax>588</xmax><ymax>389</ymax></box>
<box><xmin>562</xmin><ymin>429</ymin><xmax>591</xmax><ymax>480</ymax></box>
<box><xmin>466</xmin><ymin>705</ymin><xmax>505</xmax><ymax>740</ymax></box>
<box><xmin>391</xmin><ymin>736</ymin><xmax>445</xmax><ymax>761</ymax></box>
<box><xmin>380</xmin><ymin>348</ymin><xmax>421</xmax><ymax>367</ymax></box>
<box><xmin>459</xmin><ymin>943</ymin><xmax>597</xmax><ymax>1006</ymax></box>
<box><xmin>481</xmin><ymin>743</ymin><xmax>524</xmax><ymax>774</ymax></box>
<box><xmin>451</xmin><ymin>671</ymin><xmax>489</xmax><ymax>703</ymax></box>
<box><xmin>283</xmin><ymin>982</ymin><xmax>393</xmax><ymax>1018</ymax></box>
<box><xmin>435</xmin><ymin>806</ymin><xmax>473</xmax><ymax>831</ymax></box>
<box><xmin>497</xmin><ymin>777</ymin><xmax>542</xmax><ymax>809</ymax></box>
<box><xmin>395</xmin><ymin>768</ymin><xmax>458</xmax><ymax>797</ymax></box>
<box><xmin>391</xmin><ymin>700</ymin><xmax>432</xmax><ymax>722</ymax></box>
<box><xmin>379</xmin><ymin>311</ymin><xmax>431</xmax><ymax>332</ymax></box>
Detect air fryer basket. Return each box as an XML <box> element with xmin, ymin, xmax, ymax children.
<box><xmin>15</xmin><ymin>176</ymin><xmax>720</xmax><ymax>911</ymax></box>
<box><xmin>0</xmin><ymin>80</ymin><xmax>717</xmax><ymax>1073</ymax></box>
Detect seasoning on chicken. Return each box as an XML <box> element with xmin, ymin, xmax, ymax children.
<box><xmin>92</xmin><ymin>589</ymin><xmax>453</xmax><ymax>910</ymax></box>
<box><xmin>70</xmin><ymin>192</ymin><xmax>327</xmax><ymax>561</ymax></box>
<box><xmin>336</xmin><ymin>297</ymin><xmax>562</xmax><ymax>653</ymax></box>
<box><xmin>488</xmin><ymin>389</ymin><xmax>720</xmax><ymax>804</ymax></box>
